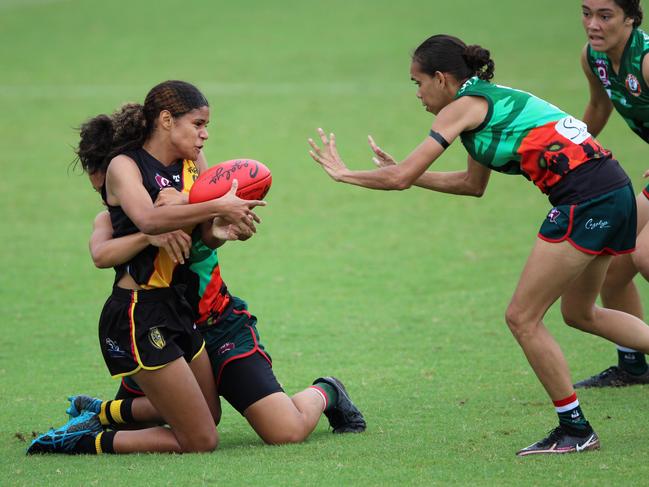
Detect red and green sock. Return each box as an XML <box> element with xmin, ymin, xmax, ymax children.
<box><xmin>554</xmin><ymin>393</ymin><xmax>590</xmax><ymax>434</ymax></box>
<box><xmin>309</xmin><ymin>383</ymin><xmax>338</xmax><ymax>412</ymax></box>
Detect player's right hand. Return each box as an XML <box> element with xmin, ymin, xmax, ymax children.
<box><xmin>368</xmin><ymin>135</ymin><xmax>396</xmax><ymax>168</ymax></box>
<box><xmin>214</xmin><ymin>179</ymin><xmax>265</xmax><ymax>229</ymax></box>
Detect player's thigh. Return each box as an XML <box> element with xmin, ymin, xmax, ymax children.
<box><xmin>188</xmin><ymin>350</ymin><xmax>221</xmax><ymax>425</ymax></box>
<box><xmin>133</xmin><ymin>358</ymin><xmax>217</xmax><ymax>451</ymax></box>
<box><xmin>507</xmin><ymin>239</ymin><xmax>596</xmax><ymax>326</ymax></box>
<box><xmin>632</xmin><ymin>193</ymin><xmax>649</xmax><ymax>276</ymax></box>
<box><xmin>244</xmin><ymin>392</ymin><xmax>308</xmax><ymax>444</ymax></box>
<box><xmin>560</xmin><ymin>254</ymin><xmax>612</xmax><ymax>323</ymax></box>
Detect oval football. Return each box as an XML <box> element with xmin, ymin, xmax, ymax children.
<box><xmin>189</xmin><ymin>159</ymin><xmax>272</xmax><ymax>203</ymax></box>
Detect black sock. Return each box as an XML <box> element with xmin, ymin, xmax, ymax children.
<box><xmin>617</xmin><ymin>347</ymin><xmax>648</xmax><ymax>375</ymax></box>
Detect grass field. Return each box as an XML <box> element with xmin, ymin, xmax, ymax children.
<box><xmin>2</xmin><ymin>0</ymin><xmax>649</xmax><ymax>485</ymax></box>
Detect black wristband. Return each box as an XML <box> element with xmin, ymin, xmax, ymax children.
<box><xmin>428</xmin><ymin>130</ymin><xmax>449</xmax><ymax>149</ymax></box>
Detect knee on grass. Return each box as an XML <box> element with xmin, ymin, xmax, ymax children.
<box><xmin>178</xmin><ymin>429</ymin><xmax>219</xmax><ymax>453</ymax></box>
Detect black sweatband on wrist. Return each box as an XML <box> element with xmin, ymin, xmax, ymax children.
<box><xmin>428</xmin><ymin>130</ymin><xmax>450</xmax><ymax>149</ymax></box>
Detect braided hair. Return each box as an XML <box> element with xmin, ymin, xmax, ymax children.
<box><xmin>412</xmin><ymin>34</ymin><xmax>495</xmax><ymax>82</ymax></box>
<box><xmin>74</xmin><ymin>80</ymin><xmax>208</xmax><ymax>174</ymax></box>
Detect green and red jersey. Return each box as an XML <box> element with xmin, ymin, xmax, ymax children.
<box><xmin>455</xmin><ymin>77</ymin><xmax>610</xmax><ymax>194</ymax></box>
<box><xmin>186</xmin><ymin>240</ymin><xmax>232</xmax><ymax>326</ymax></box>
<box><xmin>586</xmin><ymin>27</ymin><xmax>649</xmax><ymax>142</ymax></box>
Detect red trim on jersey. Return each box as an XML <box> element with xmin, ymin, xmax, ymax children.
<box><xmin>233</xmin><ymin>308</ymin><xmax>252</xmax><ymax>319</ymax></box>
<box><xmin>197</xmin><ymin>264</ymin><xmax>231</xmax><ymax>323</ymax></box>
<box><xmin>643</xmin><ymin>187</ymin><xmax>649</xmax><ymax>200</ymax></box>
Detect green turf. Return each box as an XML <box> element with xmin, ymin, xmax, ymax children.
<box><xmin>2</xmin><ymin>0</ymin><xmax>649</xmax><ymax>485</ymax></box>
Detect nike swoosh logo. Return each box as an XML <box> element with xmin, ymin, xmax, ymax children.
<box><xmin>575</xmin><ymin>434</ymin><xmax>596</xmax><ymax>452</ymax></box>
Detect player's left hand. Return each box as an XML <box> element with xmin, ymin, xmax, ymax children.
<box><xmin>643</xmin><ymin>168</ymin><xmax>649</xmax><ymax>178</ymax></box>
<box><xmin>155</xmin><ymin>188</ymin><xmax>189</xmax><ymax>207</ymax></box>
<box><xmin>368</xmin><ymin>135</ymin><xmax>396</xmax><ymax>167</ymax></box>
<box><xmin>308</xmin><ymin>128</ymin><xmax>348</xmax><ymax>181</ymax></box>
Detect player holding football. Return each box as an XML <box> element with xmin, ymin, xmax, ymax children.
<box><xmin>309</xmin><ymin>34</ymin><xmax>649</xmax><ymax>456</ymax></box>
<box><xmin>28</xmin><ymin>80</ymin><xmax>265</xmax><ymax>455</ymax></box>
<box><xmin>69</xmin><ymin>180</ymin><xmax>366</xmax><ymax>445</ymax></box>
<box><xmin>572</xmin><ymin>0</ymin><xmax>649</xmax><ymax>388</ymax></box>
<box><xmin>28</xmin><ymin>99</ymin><xmax>365</xmax><ymax>454</ymax></box>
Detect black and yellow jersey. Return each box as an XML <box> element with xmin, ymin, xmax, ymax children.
<box><xmin>106</xmin><ymin>148</ymin><xmax>199</xmax><ymax>289</ymax></box>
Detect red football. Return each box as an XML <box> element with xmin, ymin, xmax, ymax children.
<box><xmin>189</xmin><ymin>159</ymin><xmax>272</xmax><ymax>203</ymax></box>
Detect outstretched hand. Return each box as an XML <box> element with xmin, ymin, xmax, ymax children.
<box><xmin>368</xmin><ymin>135</ymin><xmax>396</xmax><ymax>168</ymax></box>
<box><xmin>308</xmin><ymin>128</ymin><xmax>348</xmax><ymax>181</ymax></box>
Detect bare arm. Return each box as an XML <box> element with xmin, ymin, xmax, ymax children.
<box><xmin>581</xmin><ymin>44</ymin><xmax>613</xmax><ymax>137</ymax></box>
<box><xmin>308</xmin><ymin>96</ymin><xmax>489</xmax><ymax>194</ymax></box>
<box><xmin>90</xmin><ymin>211</ymin><xmax>193</xmax><ymax>268</ymax></box>
<box><xmin>368</xmin><ymin>137</ymin><xmax>490</xmax><ymax>197</ymax></box>
<box><xmin>89</xmin><ymin>211</ymin><xmax>150</xmax><ymax>268</ymax></box>
<box><xmin>105</xmin><ymin>155</ymin><xmax>265</xmax><ymax>235</ymax></box>
<box><xmin>413</xmin><ymin>156</ymin><xmax>491</xmax><ymax>196</ymax></box>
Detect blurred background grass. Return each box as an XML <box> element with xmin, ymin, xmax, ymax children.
<box><xmin>1</xmin><ymin>0</ymin><xmax>649</xmax><ymax>485</ymax></box>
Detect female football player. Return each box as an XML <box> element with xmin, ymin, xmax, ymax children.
<box><xmin>65</xmin><ymin>148</ymin><xmax>365</xmax><ymax>446</ymax></box>
<box><xmin>573</xmin><ymin>0</ymin><xmax>649</xmax><ymax>388</ymax></box>
<box><xmin>309</xmin><ymin>33</ymin><xmax>649</xmax><ymax>456</ymax></box>
<box><xmin>28</xmin><ymin>81</ymin><xmax>265</xmax><ymax>455</ymax></box>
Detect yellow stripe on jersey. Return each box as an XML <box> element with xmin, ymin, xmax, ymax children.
<box><xmin>143</xmin><ymin>250</ymin><xmax>178</xmax><ymax>290</ymax></box>
<box><xmin>182</xmin><ymin>159</ymin><xmax>199</xmax><ymax>193</ymax></box>
<box><xmin>143</xmin><ymin>159</ymin><xmax>197</xmax><ymax>289</ymax></box>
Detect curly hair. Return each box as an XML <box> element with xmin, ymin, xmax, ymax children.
<box><xmin>73</xmin><ymin>80</ymin><xmax>208</xmax><ymax>175</ymax></box>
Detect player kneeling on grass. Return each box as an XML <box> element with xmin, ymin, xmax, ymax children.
<box><xmin>308</xmin><ymin>34</ymin><xmax>649</xmax><ymax>456</ymax></box>
<box><xmin>26</xmin><ymin>101</ymin><xmax>365</xmax><ymax>454</ymax></box>
<box><xmin>28</xmin><ymin>80</ymin><xmax>266</xmax><ymax>456</ymax></box>
<box><xmin>71</xmin><ymin>184</ymin><xmax>365</xmax><ymax>446</ymax></box>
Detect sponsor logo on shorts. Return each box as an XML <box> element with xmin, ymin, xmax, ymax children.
<box><xmin>547</xmin><ymin>208</ymin><xmax>561</xmax><ymax>224</ymax></box>
<box><xmin>625</xmin><ymin>74</ymin><xmax>642</xmax><ymax>96</ymax></box>
<box><xmin>595</xmin><ymin>60</ymin><xmax>611</xmax><ymax>87</ymax></box>
<box><xmin>105</xmin><ymin>338</ymin><xmax>127</xmax><ymax>358</ymax></box>
<box><xmin>585</xmin><ymin>218</ymin><xmax>611</xmax><ymax>230</ymax></box>
<box><xmin>172</xmin><ymin>174</ymin><xmax>181</xmax><ymax>183</ymax></box>
<box><xmin>148</xmin><ymin>327</ymin><xmax>166</xmax><ymax>350</ymax></box>
<box><xmin>217</xmin><ymin>342</ymin><xmax>235</xmax><ymax>356</ymax></box>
